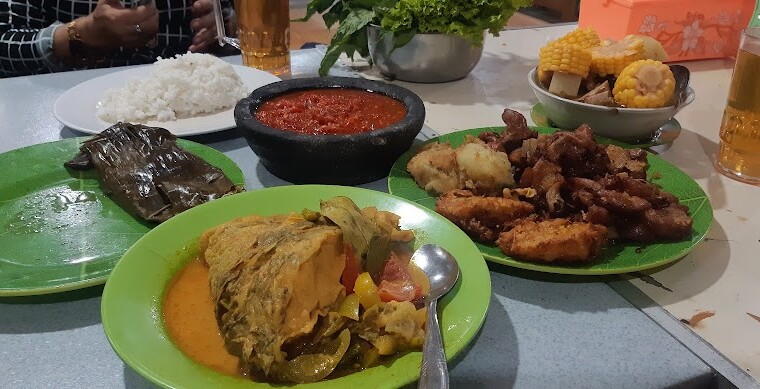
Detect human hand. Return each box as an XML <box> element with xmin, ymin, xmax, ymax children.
<box><xmin>189</xmin><ymin>0</ymin><xmax>218</xmax><ymax>52</ymax></box>
<box><xmin>80</xmin><ymin>0</ymin><xmax>159</xmax><ymax>51</ymax></box>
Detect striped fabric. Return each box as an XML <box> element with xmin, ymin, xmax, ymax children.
<box><xmin>0</xmin><ymin>0</ymin><xmax>230</xmax><ymax>77</ymax></box>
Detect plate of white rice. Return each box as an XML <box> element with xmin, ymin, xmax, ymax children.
<box><xmin>53</xmin><ymin>53</ymin><xmax>281</xmax><ymax>137</ymax></box>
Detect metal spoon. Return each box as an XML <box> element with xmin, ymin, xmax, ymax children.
<box><xmin>411</xmin><ymin>244</ymin><xmax>460</xmax><ymax>389</ymax></box>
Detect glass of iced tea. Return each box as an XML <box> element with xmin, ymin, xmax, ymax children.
<box><xmin>213</xmin><ymin>0</ymin><xmax>290</xmax><ymax>75</ymax></box>
<box><xmin>716</xmin><ymin>28</ymin><xmax>760</xmax><ymax>185</ymax></box>
<box><xmin>235</xmin><ymin>0</ymin><xmax>290</xmax><ymax>75</ymax></box>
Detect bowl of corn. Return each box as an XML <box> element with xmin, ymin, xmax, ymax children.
<box><xmin>528</xmin><ymin>27</ymin><xmax>694</xmax><ymax>141</ymax></box>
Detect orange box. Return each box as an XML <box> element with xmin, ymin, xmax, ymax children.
<box><xmin>579</xmin><ymin>0</ymin><xmax>755</xmax><ymax>62</ymax></box>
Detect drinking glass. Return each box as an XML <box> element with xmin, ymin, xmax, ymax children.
<box><xmin>716</xmin><ymin>28</ymin><xmax>760</xmax><ymax>185</ymax></box>
<box><xmin>213</xmin><ymin>0</ymin><xmax>291</xmax><ymax>76</ymax></box>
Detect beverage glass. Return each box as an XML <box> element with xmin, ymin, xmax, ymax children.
<box><xmin>213</xmin><ymin>0</ymin><xmax>291</xmax><ymax>76</ymax></box>
<box><xmin>716</xmin><ymin>28</ymin><xmax>760</xmax><ymax>185</ymax></box>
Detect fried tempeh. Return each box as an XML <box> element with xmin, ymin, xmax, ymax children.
<box><xmin>497</xmin><ymin>219</ymin><xmax>607</xmax><ymax>263</ymax></box>
<box><xmin>436</xmin><ymin>189</ymin><xmax>535</xmax><ymax>243</ymax></box>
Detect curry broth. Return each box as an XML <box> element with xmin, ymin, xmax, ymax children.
<box><xmin>163</xmin><ymin>258</ymin><xmax>242</xmax><ymax>377</ymax></box>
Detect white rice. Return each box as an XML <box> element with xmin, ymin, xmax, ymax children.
<box><xmin>97</xmin><ymin>53</ymin><xmax>248</xmax><ymax>123</ymax></box>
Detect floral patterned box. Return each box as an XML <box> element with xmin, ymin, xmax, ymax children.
<box><xmin>578</xmin><ymin>0</ymin><xmax>754</xmax><ymax>62</ymax></box>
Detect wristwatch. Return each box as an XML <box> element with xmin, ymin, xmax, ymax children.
<box><xmin>66</xmin><ymin>20</ymin><xmax>108</xmax><ymax>65</ymax></box>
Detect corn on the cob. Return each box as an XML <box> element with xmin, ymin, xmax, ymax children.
<box><xmin>538</xmin><ymin>41</ymin><xmax>592</xmax><ymax>77</ymax></box>
<box><xmin>590</xmin><ymin>37</ymin><xmax>646</xmax><ymax>77</ymax></box>
<box><xmin>613</xmin><ymin>59</ymin><xmax>675</xmax><ymax>108</ymax></box>
<box><xmin>537</xmin><ymin>69</ymin><xmax>553</xmax><ymax>87</ymax></box>
<box><xmin>623</xmin><ymin>35</ymin><xmax>668</xmax><ymax>61</ymax></box>
<box><xmin>538</xmin><ymin>41</ymin><xmax>592</xmax><ymax>97</ymax></box>
<box><xmin>557</xmin><ymin>27</ymin><xmax>601</xmax><ymax>50</ymax></box>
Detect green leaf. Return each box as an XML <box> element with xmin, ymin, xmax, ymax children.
<box><xmin>292</xmin><ymin>0</ymin><xmax>337</xmax><ymax>22</ymax></box>
<box><xmin>319</xmin><ymin>196</ymin><xmax>391</xmax><ymax>277</ymax></box>
<box><xmin>317</xmin><ymin>8</ymin><xmax>376</xmax><ymax>76</ymax></box>
<box><xmin>378</xmin><ymin>0</ymin><xmax>532</xmax><ymax>43</ymax></box>
<box><xmin>322</xmin><ymin>1</ymin><xmax>343</xmax><ymax>28</ymax></box>
<box><xmin>391</xmin><ymin>29</ymin><xmax>415</xmax><ymax>51</ymax></box>
<box><xmin>319</xmin><ymin>42</ymin><xmax>345</xmax><ymax>76</ymax></box>
<box><xmin>333</xmin><ymin>8</ymin><xmax>375</xmax><ymax>41</ymax></box>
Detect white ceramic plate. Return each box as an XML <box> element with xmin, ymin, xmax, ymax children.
<box><xmin>53</xmin><ymin>64</ymin><xmax>281</xmax><ymax>137</ymax></box>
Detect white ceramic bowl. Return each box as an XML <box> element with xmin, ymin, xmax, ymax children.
<box><xmin>527</xmin><ymin>68</ymin><xmax>695</xmax><ymax>140</ymax></box>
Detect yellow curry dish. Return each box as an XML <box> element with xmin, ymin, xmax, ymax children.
<box><xmin>163</xmin><ymin>196</ymin><xmax>430</xmax><ymax>384</ymax></box>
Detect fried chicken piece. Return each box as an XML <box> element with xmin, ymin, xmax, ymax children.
<box><xmin>582</xmin><ymin>205</ymin><xmax>612</xmax><ymax>226</ymax></box>
<box><xmin>519</xmin><ymin>158</ymin><xmax>565</xmax><ymax>214</ymax></box>
<box><xmin>544</xmin><ymin>125</ymin><xmax>610</xmax><ymax>178</ymax></box>
<box><xmin>605</xmin><ymin>145</ymin><xmax>648</xmax><ymax>179</ymax></box>
<box><xmin>643</xmin><ymin>204</ymin><xmax>693</xmax><ymax>240</ymax></box>
<box><xmin>407</xmin><ymin>142</ymin><xmax>461</xmax><ymax>194</ymax></box>
<box><xmin>595</xmin><ymin>190</ymin><xmax>652</xmax><ymax>213</ymax></box>
<box><xmin>436</xmin><ymin>189</ymin><xmax>535</xmax><ymax>242</ymax></box>
<box><xmin>508</xmin><ymin>136</ymin><xmax>551</xmax><ymax>169</ymax></box>
<box><xmin>600</xmin><ymin>173</ymin><xmax>679</xmax><ymax>208</ymax></box>
<box><xmin>497</xmin><ymin>219</ymin><xmax>607</xmax><ymax>263</ymax></box>
<box><xmin>478</xmin><ymin>109</ymin><xmax>538</xmax><ymax>153</ymax></box>
<box><xmin>616</xmin><ymin>219</ymin><xmax>657</xmax><ymax>242</ymax></box>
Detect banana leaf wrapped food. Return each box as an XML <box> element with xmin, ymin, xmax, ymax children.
<box><xmin>199</xmin><ymin>197</ymin><xmax>427</xmax><ymax>383</ymax></box>
<box><xmin>64</xmin><ymin>122</ymin><xmax>242</xmax><ymax>222</ymax></box>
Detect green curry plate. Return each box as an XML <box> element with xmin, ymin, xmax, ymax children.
<box><xmin>101</xmin><ymin>185</ymin><xmax>491</xmax><ymax>388</ymax></box>
<box><xmin>0</xmin><ymin>138</ymin><xmax>244</xmax><ymax>296</ymax></box>
<box><xmin>388</xmin><ymin>127</ymin><xmax>713</xmax><ymax>275</ymax></box>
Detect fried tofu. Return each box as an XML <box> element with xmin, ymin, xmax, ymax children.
<box><xmin>407</xmin><ymin>138</ymin><xmax>514</xmax><ymax>196</ymax></box>
<box><xmin>406</xmin><ymin>142</ymin><xmax>461</xmax><ymax>195</ymax></box>
<box><xmin>497</xmin><ymin>219</ymin><xmax>607</xmax><ymax>263</ymax></box>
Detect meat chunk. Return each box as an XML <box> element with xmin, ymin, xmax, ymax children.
<box><xmin>596</xmin><ymin>190</ymin><xmax>652</xmax><ymax>213</ymax></box>
<box><xmin>600</xmin><ymin>173</ymin><xmax>679</xmax><ymax>208</ymax></box>
<box><xmin>435</xmin><ymin>190</ymin><xmax>535</xmax><ymax>242</ymax></box>
<box><xmin>508</xmin><ymin>135</ymin><xmax>550</xmax><ymax>169</ymax></box>
<box><xmin>497</xmin><ymin>219</ymin><xmax>607</xmax><ymax>263</ymax></box>
<box><xmin>544</xmin><ymin>125</ymin><xmax>610</xmax><ymax>178</ymax></box>
<box><xmin>519</xmin><ymin>158</ymin><xmax>565</xmax><ymax>214</ymax></box>
<box><xmin>643</xmin><ymin>204</ymin><xmax>694</xmax><ymax>240</ymax></box>
<box><xmin>605</xmin><ymin>145</ymin><xmax>648</xmax><ymax>179</ymax></box>
<box><xmin>478</xmin><ymin>108</ymin><xmax>538</xmax><ymax>153</ymax></box>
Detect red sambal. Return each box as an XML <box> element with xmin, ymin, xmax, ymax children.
<box><xmin>255</xmin><ymin>88</ymin><xmax>407</xmax><ymax>135</ymax></box>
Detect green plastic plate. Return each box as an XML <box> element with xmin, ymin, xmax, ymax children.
<box><xmin>0</xmin><ymin>138</ymin><xmax>244</xmax><ymax>296</ymax></box>
<box><xmin>388</xmin><ymin>127</ymin><xmax>713</xmax><ymax>275</ymax></box>
<box><xmin>101</xmin><ymin>185</ymin><xmax>491</xmax><ymax>388</ymax></box>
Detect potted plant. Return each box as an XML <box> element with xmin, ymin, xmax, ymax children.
<box><xmin>300</xmin><ymin>0</ymin><xmax>533</xmax><ymax>82</ymax></box>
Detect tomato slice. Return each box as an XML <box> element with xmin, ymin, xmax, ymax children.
<box><xmin>377</xmin><ymin>279</ymin><xmax>419</xmax><ymax>302</ymax></box>
<box><xmin>341</xmin><ymin>245</ymin><xmax>362</xmax><ymax>294</ymax></box>
<box><xmin>376</xmin><ymin>253</ymin><xmax>421</xmax><ymax>302</ymax></box>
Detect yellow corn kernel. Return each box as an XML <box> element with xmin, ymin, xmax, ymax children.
<box><xmin>590</xmin><ymin>37</ymin><xmax>646</xmax><ymax>77</ymax></box>
<box><xmin>537</xmin><ymin>69</ymin><xmax>553</xmax><ymax>87</ymax></box>
<box><xmin>538</xmin><ymin>41</ymin><xmax>592</xmax><ymax>78</ymax></box>
<box><xmin>613</xmin><ymin>59</ymin><xmax>675</xmax><ymax>108</ymax></box>
<box><xmin>557</xmin><ymin>27</ymin><xmax>601</xmax><ymax>49</ymax></box>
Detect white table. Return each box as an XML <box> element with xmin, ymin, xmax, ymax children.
<box><xmin>0</xmin><ymin>25</ymin><xmax>755</xmax><ymax>388</ymax></box>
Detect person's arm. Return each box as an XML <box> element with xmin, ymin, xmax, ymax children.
<box><xmin>0</xmin><ymin>0</ymin><xmax>158</xmax><ymax>78</ymax></box>
<box><xmin>0</xmin><ymin>1</ymin><xmax>67</xmax><ymax>77</ymax></box>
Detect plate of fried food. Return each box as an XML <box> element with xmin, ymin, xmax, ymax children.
<box><xmin>101</xmin><ymin>185</ymin><xmax>490</xmax><ymax>388</ymax></box>
<box><xmin>388</xmin><ymin>109</ymin><xmax>712</xmax><ymax>275</ymax></box>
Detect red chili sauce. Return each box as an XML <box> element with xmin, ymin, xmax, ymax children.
<box><xmin>255</xmin><ymin>88</ymin><xmax>407</xmax><ymax>135</ymax></box>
